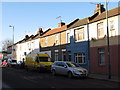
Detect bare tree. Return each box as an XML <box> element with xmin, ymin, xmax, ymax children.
<box><xmin>1</xmin><ymin>39</ymin><xmax>13</xmax><ymax>51</ymax></box>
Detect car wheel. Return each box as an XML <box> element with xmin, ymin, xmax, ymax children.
<box><xmin>68</xmin><ymin>71</ymin><xmax>73</xmax><ymax>78</ymax></box>
<box><xmin>52</xmin><ymin>70</ymin><xmax>56</xmax><ymax>76</ymax></box>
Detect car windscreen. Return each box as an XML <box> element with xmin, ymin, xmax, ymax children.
<box><xmin>66</xmin><ymin>62</ymin><xmax>80</xmax><ymax>67</ymax></box>
<box><xmin>37</xmin><ymin>57</ymin><xmax>49</xmax><ymax>62</ymax></box>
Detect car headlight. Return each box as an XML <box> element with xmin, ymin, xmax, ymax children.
<box><xmin>73</xmin><ymin>70</ymin><xmax>80</xmax><ymax>74</ymax></box>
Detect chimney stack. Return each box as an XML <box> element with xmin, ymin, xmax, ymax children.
<box><xmin>37</xmin><ymin>28</ymin><xmax>43</xmax><ymax>35</ymax></box>
<box><xmin>94</xmin><ymin>3</ymin><xmax>105</xmax><ymax>14</ymax></box>
<box><xmin>25</xmin><ymin>35</ymin><xmax>29</xmax><ymax>39</ymax></box>
<box><xmin>58</xmin><ymin>22</ymin><xmax>65</xmax><ymax>27</ymax></box>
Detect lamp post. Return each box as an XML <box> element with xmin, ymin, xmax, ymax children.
<box><xmin>105</xmin><ymin>0</ymin><xmax>111</xmax><ymax>79</ymax></box>
<box><xmin>9</xmin><ymin>25</ymin><xmax>14</xmax><ymax>56</ymax></box>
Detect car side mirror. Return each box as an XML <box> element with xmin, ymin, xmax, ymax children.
<box><xmin>64</xmin><ymin>66</ymin><xmax>67</xmax><ymax>68</ymax></box>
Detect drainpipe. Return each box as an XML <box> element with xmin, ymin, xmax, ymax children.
<box><xmin>87</xmin><ymin>18</ymin><xmax>90</xmax><ymax>72</ymax></box>
<box><xmin>105</xmin><ymin>0</ymin><xmax>111</xmax><ymax>79</ymax></box>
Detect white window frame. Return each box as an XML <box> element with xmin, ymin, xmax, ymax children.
<box><xmin>67</xmin><ymin>32</ymin><xmax>70</xmax><ymax>43</ymax></box>
<box><xmin>62</xmin><ymin>49</ymin><xmax>66</xmax><ymax>61</ymax></box>
<box><xmin>55</xmin><ymin>34</ymin><xmax>59</xmax><ymax>46</ymax></box>
<box><xmin>75</xmin><ymin>53</ymin><xmax>86</xmax><ymax>64</ymax></box>
<box><xmin>110</xmin><ymin>20</ymin><xmax>116</xmax><ymax>36</ymax></box>
<box><xmin>98</xmin><ymin>48</ymin><xmax>105</xmax><ymax>65</ymax></box>
<box><xmin>75</xmin><ymin>28</ymin><xmax>84</xmax><ymax>42</ymax></box>
<box><xmin>97</xmin><ymin>22</ymin><xmax>104</xmax><ymax>38</ymax></box>
<box><xmin>45</xmin><ymin>37</ymin><xmax>48</xmax><ymax>47</ymax></box>
<box><xmin>55</xmin><ymin>50</ymin><xmax>58</xmax><ymax>61</ymax></box>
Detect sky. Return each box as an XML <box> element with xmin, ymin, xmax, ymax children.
<box><xmin>0</xmin><ymin>1</ymin><xmax>119</xmax><ymax>50</ymax></box>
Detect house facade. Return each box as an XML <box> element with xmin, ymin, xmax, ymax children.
<box><xmin>40</xmin><ymin>22</ymin><xmax>67</xmax><ymax>62</ymax></box>
<box><xmin>14</xmin><ymin>28</ymin><xmax>43</xmax><ymax>62</ymax></box>
<box><xmin>89</xmin><ymin>5</ymin><xmax>120</xmax><ymax>77</ymax></box>
<box><xmin>66</xmin><ymin>18</ymin><xmax>90</xmax><ymax>70</ymax></box>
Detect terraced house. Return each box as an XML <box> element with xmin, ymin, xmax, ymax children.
<box><xmin>7</xmin><ymin>3</ymin><xmax>120</xmax><ymax>78</ymax></box>
<box><xmin>40</xmin><ymin>21</ymin><xmax>79</xmax><ymax>62</ymax></box>
<box><xmin>10</xmin><ymin>28</ymin><xmax>44</xmax><ymax>62</ymax></box>
<box><xmin>89</xmin><ymin>4</ymin><xmax>120</xmax><ymax>77</ymax></box>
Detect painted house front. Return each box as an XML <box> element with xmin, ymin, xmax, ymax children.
<box><xmin>15</xmin><ymin>28</ymin><xmax>43</xmax><ymax>62</ymax></box>
<box><xmin>66</xmin><ymin>18</ymin><xmax>90</xmax><ymax>70</ymax></box>
<box><xmin>40</xmin><ymin>22</ymin><xmax>67</xmax><ymax>62</ymax></box>
<box><xmin>40</xmin><ymin>20</ymin><xmax>79</xmax><ymax>62</ymax></box>
<box><xmin>89</xmin><ymin>5</ymin><xmax>120</xmax><ymax>77</ymax></box>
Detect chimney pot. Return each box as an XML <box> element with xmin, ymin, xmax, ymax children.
<box><xmin>94</xmin><ymin>3</ymin><xmax>105</xmax><ymax>14</ymax></box>
<box><xmin>37</xmin><ymin>28</ymin><xmax>43</xmax><ymax>35</ymax></box>
<box><xmin>58</xmin><ymin>22</ymin><xmax>65</xmax><ymax>27</ymax></box>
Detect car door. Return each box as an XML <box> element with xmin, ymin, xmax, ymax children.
<box><xmin>57</xmin><ymin>62</ymin><xmax>68</xmax><ymax>75</ymax></box>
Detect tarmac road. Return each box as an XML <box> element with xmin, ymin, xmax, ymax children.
<box><xmin>2</xmin><ymin>67</ymin><xmax>119</xmax><ymax>89</ymax></box>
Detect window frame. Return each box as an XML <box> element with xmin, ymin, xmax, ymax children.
<box><xmin>110</xmin><ymin>20</ymin><xmax>116</xmax><ymax>36</ymax></box>
<box><xmin>97</xmin><ymin>22</ymin><xmax>104</xmax><ymax>38</ymax></box>
<box><xmin>55</xmin><ymin>34</ymin><xmax>59</xmax><ymax>46</ymax></box>
<box><xmin>98</xmin><ymin>48</ymin><xmax>105</xmax><ymax>66</ymax></box>
<box><xmin>67</xmin><ymin>32</ymin><xmax>70</xmax><ymax>43</ymax></box>
<box><xmin>74</xmin><ymin>27</ymin><xmax>84</xmax><ymax>42</ymax></box>
<box><xmin>55</xmin><ymin>51</ymin><xmax>59</xmax><ymax>61</ymax></box>
<box><xmin>75</xmin><ymin>53</ymin><xmax>86</xmax><ymax>64</ymax></box>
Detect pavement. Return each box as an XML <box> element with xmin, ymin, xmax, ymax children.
<box><xmin>88</xmin><ymin>73</ymin><xmax>120</xmax><ymax>82</ymax></box>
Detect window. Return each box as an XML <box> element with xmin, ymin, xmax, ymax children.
<box><xmin>58</xmin><ymin>62</ymin><xmax>66</xmax><ymax>67</ymax></box>
<box><xmin>75</xmin><ymin>28</ymin><xmax>84</xmax><ymax>41</ymax></box>
<box><xmin>62</xmin><ymin>51</ymin><xmax>66</xmax><ymax>61</ymax></box>
<box><xmin>97</xmin><ymin>22</ymin><xmax>104</xmax><ymax>38</ymax></box>
<box><xmin>55</xmin><ymin>34</ymin><xmax>59</xmax><ymax>45</ymax></box>
<box><xmin>98</xmin><ymin>48</ymin><xmax>105</xmax><ymax>65</ymax></box>
<box><xmin>67</xmin><ymin>33</ymin><xmax>70</xmax><ymax>43</ymax></box>
<box><xmin>110</xmin><ymin>20</ymin><xmax>116</xmax><ymax>36</ymax></box>
<box><xmin>55</xmin><ymin>52</ymin><xmax>58</xmax><ymax>61</ymax></box>
<box><xmin>31</xmin><ymin>41</ymin><xmax>34</xmax><ymax>50</ymax></box>
<box><xmin>36</xmin><ymin>57</ymin><xmax>49</xmax><ymax>62</ymax></box>
<box><xmin>75</xmin><ymin>53</ymin><xmax>85</xmax><ymax>64</ymax></box>
<box><xmin>68</xmin><ymin>51</ymin><xmax>71</xmax><ymax>61</ymax></box>
<box><xmin>45</xmin><ymin>37</ymin><xmax>48</xmax><ymax>47</ymax></box>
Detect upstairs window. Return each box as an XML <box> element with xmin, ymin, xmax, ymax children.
<box><xmin>55</xmin><ymin>34</ymin><xmax>59</xmax><ymax>45</ymax></box>
<box><xmin>67</xmin><ymin>32</ymin><xmax>70</xmax><ymax>43</ymax></box>
<box><xmin>75</xmin><ymin>28</ymin><xmax>84</xmax><ymax>42</ymax></box>
<box><xmin>97</xmin><ymin>22</ymin><xmax>104</xmax><ymax>38</ymax></box>
<box><xmin>110</xmin><ymin>20</ymin><xmax>116</xmax><ymax>36</ymax></box>
<box><xmin>45</xmin><ymin>37</ymin><xmax>48</xmax><ymax>47</ymax></box>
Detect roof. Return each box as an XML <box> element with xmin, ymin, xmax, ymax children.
<box><xmin>41</xmin><ymin>25</ymin><xmax>67</xmax><ymax>37</ymax></box>
<box><xmin>89</xmin><ymin>6</ymin><xmax>120</xmax><ymax>23</ymax></box>
<box><xmin>41</xmin><ymin>19</ymin><xmax>79</xmax><ymax>37</ymax></box>
<box><xmin>68</xmin><ymin>18</ymin><xmax>88</xmax><ymax>29</ymax></box>
<box><xmin>68</xmin><ymin>6</ymin><xmax>120</xmax><ymax>29</ymax></box>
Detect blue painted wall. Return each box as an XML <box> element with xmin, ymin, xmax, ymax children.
<box><xmin>66</xmin><ymin>36</ymin><xmax>89</xmax><ymax>70</ymax></box>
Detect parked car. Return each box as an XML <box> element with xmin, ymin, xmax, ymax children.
<box><xmin>9</xmin><ymin>59</ymin><xmax>17</xmax><ymax>67</ymax></box>
<box><xmin>2</xmin><ymin>60</ymin><xmax>8</xmax><ymax>67</ymax></box>
<box><xmin>51</xmin><ymin>61</ymin><xmax>88</xmax><ymax>78</ymax></box>
<box><xmin>17</xmin><ymin>61</ymin><xmax>25</xmax><ymax>69</ymax></box>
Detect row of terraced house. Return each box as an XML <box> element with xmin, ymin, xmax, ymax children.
<box><xmin>7</xmin><ymin>4</ymin><xmax>120</xmax><ymax>78</ymax></box>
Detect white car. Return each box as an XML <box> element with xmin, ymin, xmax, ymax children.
<box><xmin>9</xmin><ymin>59</ymin><xmax>17</xmax><ymax>67</ymax></box>
<box><xmin>51</xmin><ymin>61</ymin><xmax>88</xmax><ymax>78</ymax></box>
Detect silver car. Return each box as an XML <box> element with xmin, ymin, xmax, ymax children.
<box><xmin>51</xmin><ymin>61</ymin><xmax>88</xmax><ymax>78</ymax></box>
